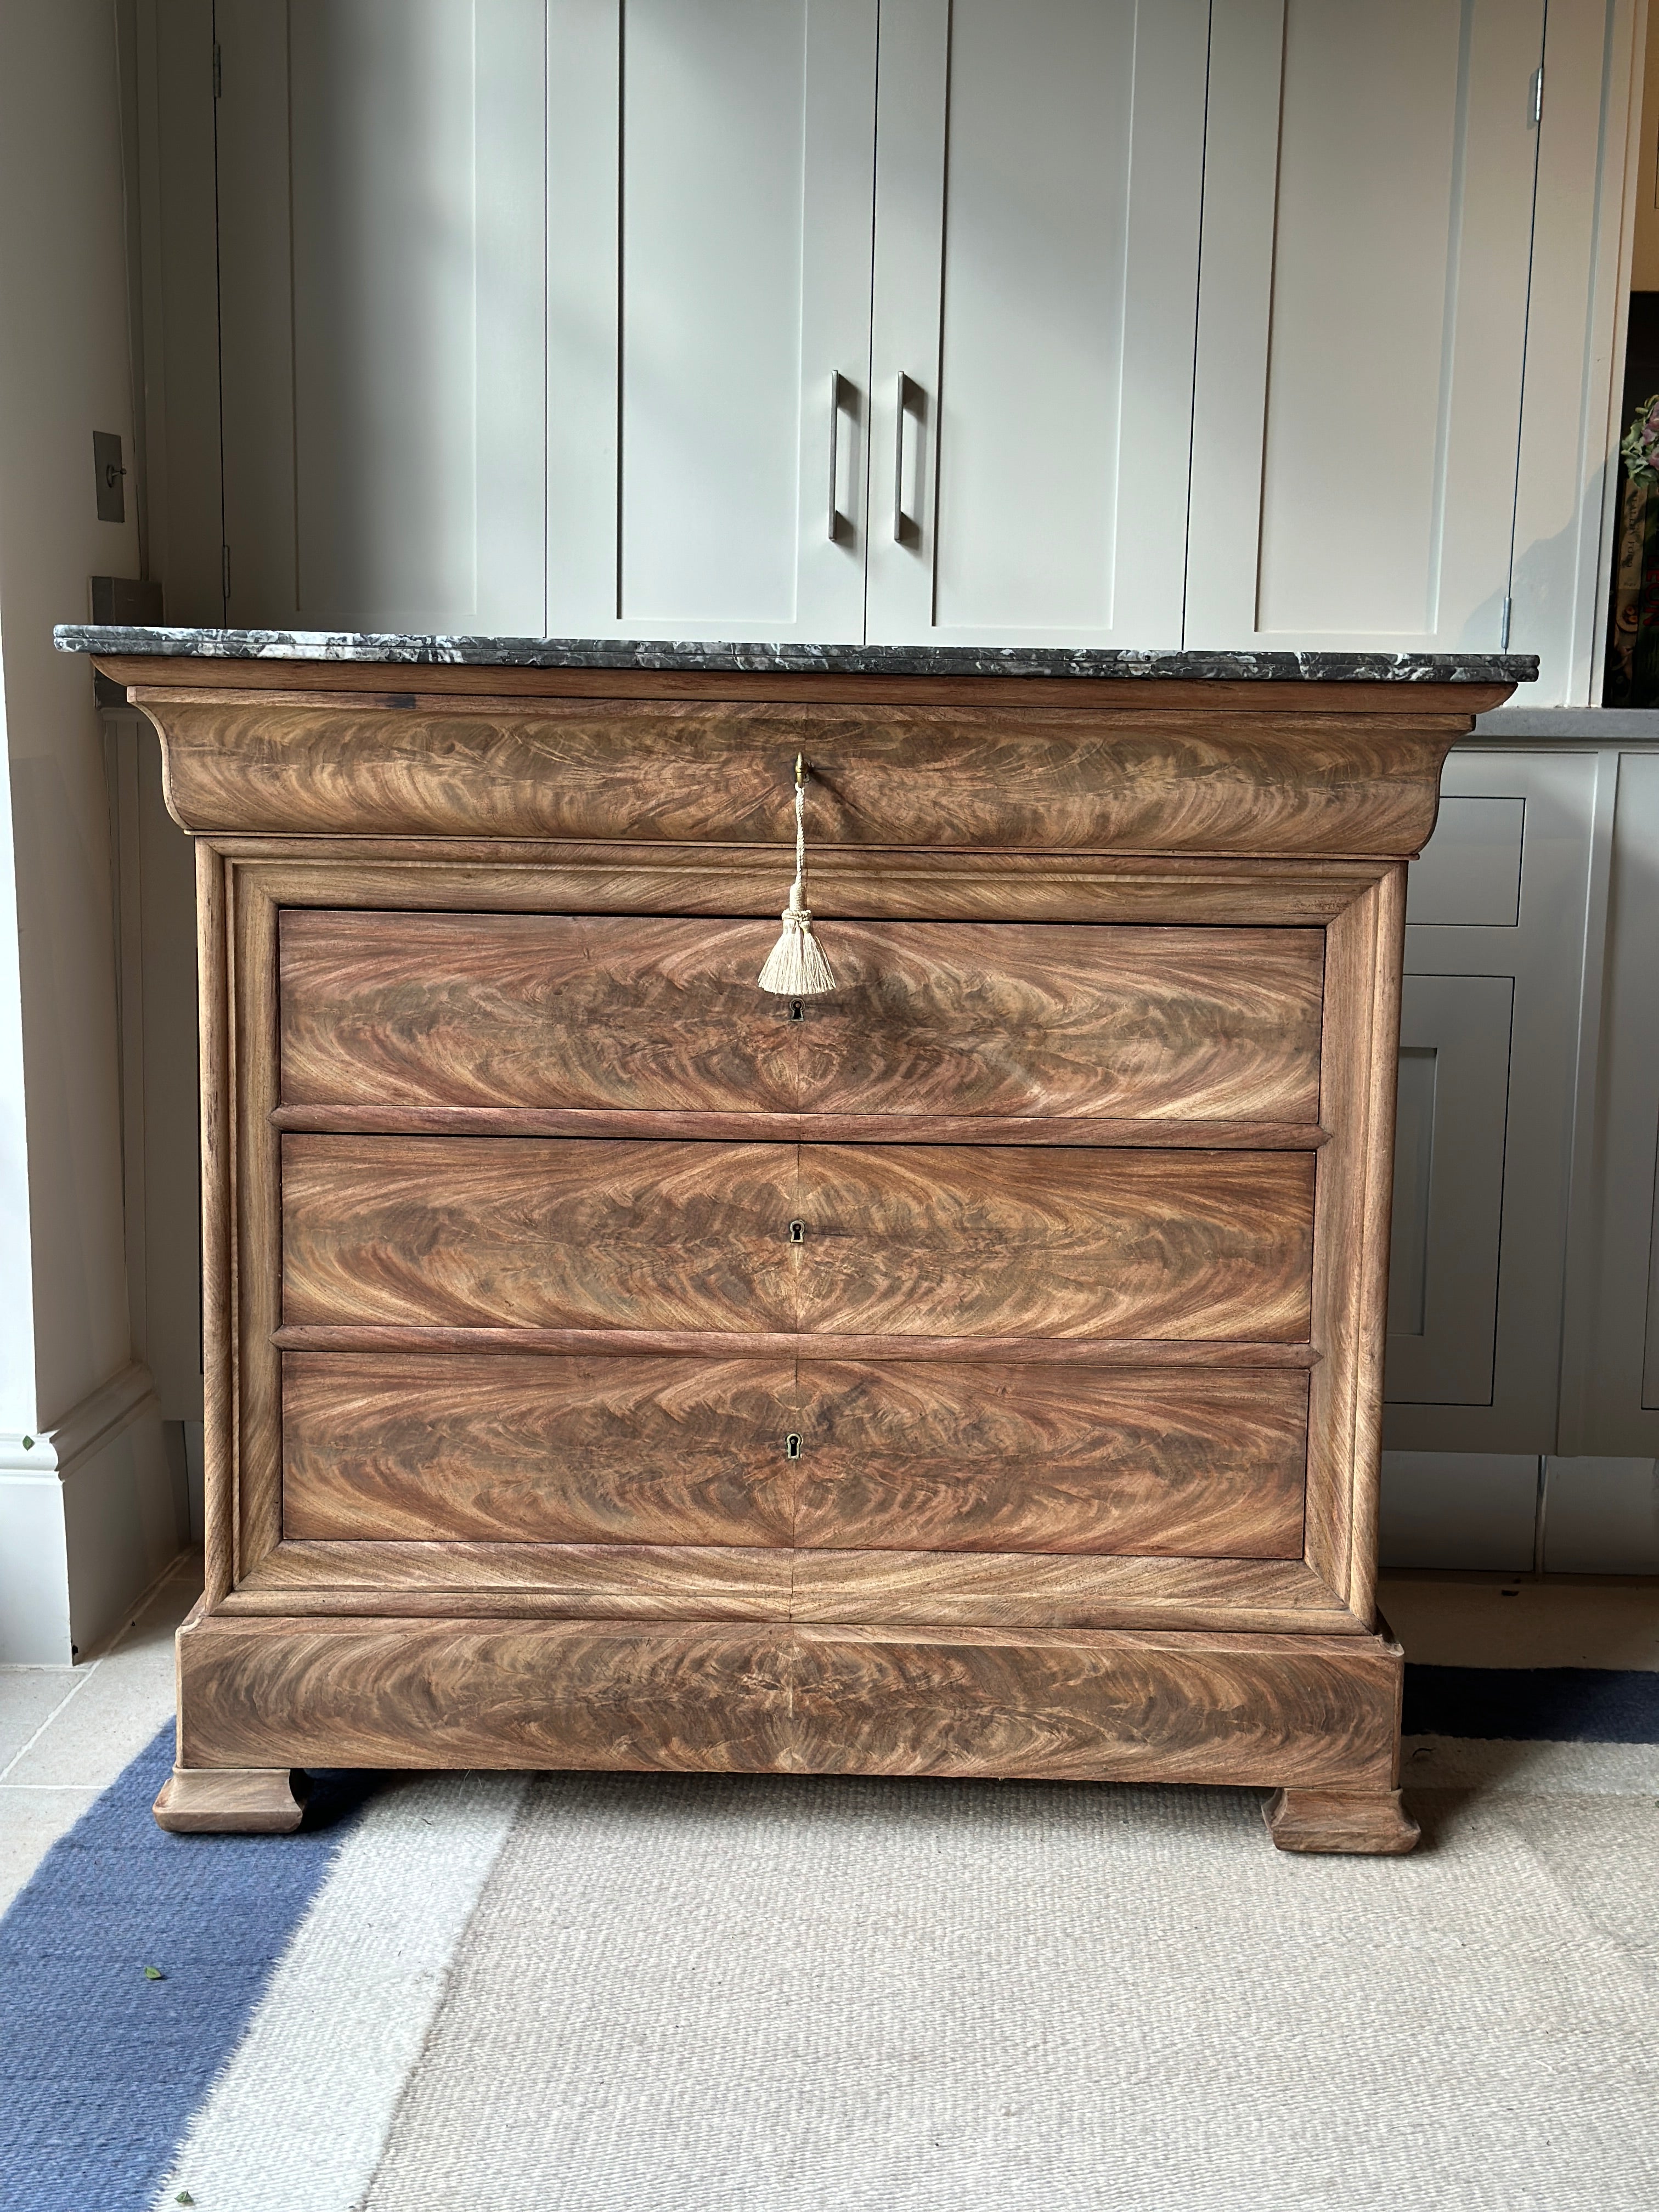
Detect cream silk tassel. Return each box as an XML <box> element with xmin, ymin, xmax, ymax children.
<box><xmin>758</xmin><ymin>754</ymin><xmax>836</xmax><ymax>996</ymax></box>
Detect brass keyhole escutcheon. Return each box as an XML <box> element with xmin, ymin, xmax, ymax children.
<box><xmin>785</xmin><ymin>1433</ymin><xmax>802</xmax><ymax>1460</ymax></box>
<box><xmin>788</xmin><ymin>1220</ymin><xmax>806</xmax><ymax>1244</ymax></box>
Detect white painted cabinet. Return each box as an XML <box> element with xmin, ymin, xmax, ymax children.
<box><xmin>1387</xmin><ymin>971</ymin><xmax>1515</xmax><ymax>1406</ymax></box>
<box><xmin>545</xmin><ymin>0</ymin><xmax>878</xmax><ymax>642</ymax></box>
<box><xmin>1379</xmin><ymin>735</ymin><xmax>1659</xmax><ymax>1572</ymax></box>
<box><xmin>1558</xmin><ymin>750</ymin><xmax>1659</xmax><ymax>1458</ymax></box>
<box><xmin>864</xmin><ymin>0</ymin><xmax>1207</xmax><ymax>647</ymax></box>
<box><xmin>215</xmin><ymin>0</ymin><xmax>547</xmax><ymax>634</ymax></box>
<box><xmin>1187</xmin><ymin>0</ymin><xmax>1545</xmax><ymax>654</ymax></box>
<box><xmin>190</xmin><ymin>0</ymin><xmax>1635</xmax><ymax>673</ymax></box>
<box><xmin>1385</xmin><ymin>753</ymin><xmax>1598</xmax><ymax>1451</ymax></box>
<box><xmin>219</xmin><ymin>0</ymin><xmax>885</xmax><ymax>640</ymax></box>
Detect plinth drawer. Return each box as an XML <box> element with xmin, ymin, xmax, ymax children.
<box><xmin>280</xmin><ymin>1351</ymin><xmax>1308</xmax><ymax>1560</ymax></box>
<box><xmin>277</xmin><ymin>911</ymin><xmax>1324</xmax><ymax>1127</ymax></box>
<box><xmin>279</xmin><ymin>1135</ymin><xmax>1315</xmax><ymax>1342</ymax></box>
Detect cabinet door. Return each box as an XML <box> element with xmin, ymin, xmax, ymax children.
<box><xmin>1558</xmin><ymin>752</ymin><xmax>1659</xmax><ymax>1457</ymax></box>
<box><xmin>545</xmin><ymin>0</ymin><xmax>877</xmax><ymax>643</ymax></box>
<box><xmin>864</xmin><ymin>0</ymin><xmax>1208</xmax><ymax>648</ymax></box>
<box><xmin>215</xmin><ymin>0</ymin><xmax>547</xmax><ymax>633</ymax></box>
<box><xmin>1384</xmin><ymin>752</ymin><xmax>1597</xmax><ymax>1453</ymax></box>
<box><xmin>1186</xmin><ymin>0</ymin><xmax>1544</xmax><ymax>653</ymax></box>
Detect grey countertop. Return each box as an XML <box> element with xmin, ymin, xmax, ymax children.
<box><xmin>54</xmin><ymin>625</ymin><xmax>1539</xmax><ymax>685</ymax></box>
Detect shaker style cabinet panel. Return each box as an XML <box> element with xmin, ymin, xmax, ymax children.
<box><xmin>1384</xmin><ymin>754</ymin><xmax>1597</xmax><ymax>1454</ymax></box>
<box><xmin>215</xmin><ymin>0</ymin><xmax>548</xmax><ymax>633</ymax></box>
<box><xmin>1187</xmin><ymin>0</ymin><xmax>1545</xmax><ymax>653</ymax></box>
<box><xmin>1385</xmin><ymin>972</ymin><xmax>1514</xmax><ymax>1405</ymax></box>
<box><xmin>1558</xmin><ymin>753</ymin><xmax>1659</xmax><ymax>1457</ymax></box>
<box><xmin>545</xmin><ymin>0</ymin><xmax>878</xmax><ymax>642</ymax></box>
<box><xmin>864</xmin><ymin>0</ymin><xmax>1208</xmax><ymax>647</ymax></box>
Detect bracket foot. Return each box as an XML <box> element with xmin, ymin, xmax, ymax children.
<box><xmin>153</xmin><ymin>1764</ymin><xmax>307</xmax><ymax>1834</ymax></box>
<box><xmin>1264</xmin><ymin>1786</ymin><xmax>1419</xmax><ymax>1855</ymax></box>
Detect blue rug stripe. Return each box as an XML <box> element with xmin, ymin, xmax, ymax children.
<box><xmin>0</xmin><ymin>1725</ymin><xmax>377</xmax><ymax>2212</ymax></box>
<box><xmin>1402</xmin><ymin>1663</ymin><xmax>1659</xmax><ymax>1742</ymax></box>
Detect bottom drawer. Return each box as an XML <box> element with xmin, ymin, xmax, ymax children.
<box><xmin>281</xmin><ymin>1350</ymin><xmax>1307</xmax><ymax>1560</ymax></box>
<box><xmin>177</xmin><ymin>1613</ymin><xmax>1400</xmax><ymax>1789</ymax></box>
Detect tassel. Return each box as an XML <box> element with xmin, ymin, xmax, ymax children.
<box><xmin>758</xmin><ymin>755</ymin><xmax>836</xmax><ymax>996</ymax></box>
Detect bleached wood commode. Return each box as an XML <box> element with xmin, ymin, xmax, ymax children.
<box><xmin>62</xmin><ymin>629</ymin><xmax>1530</xmax><ymax>1852</ymax></box>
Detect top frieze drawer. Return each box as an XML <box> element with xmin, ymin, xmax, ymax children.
<box><xmin>277</xmin><ymin>910</ymin><xmax>1324</xmax><ymax>1130</ymax></box>
<box><xmin>143</xmin><ymin>695</ymin><xmax>1454</xmax><ymax>857</ymax></box>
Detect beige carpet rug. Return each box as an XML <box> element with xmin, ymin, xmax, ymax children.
<box><xmin>352</xmin><ymin>1767</ymin><xmax>1658</xmax><ymax>2212</ymax></box>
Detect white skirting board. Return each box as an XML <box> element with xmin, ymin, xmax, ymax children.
<box><xmin>1382</xmin><ymin>1449</ymin><xmax>1659</xmax><ymax>1574</ymax></box>
<box><xmin>1380</xmin><ymin>1452</ymin><xmax>1543</xmax><ymax>1573</ymax></box>
<box><xmin>0</xmin><ymin>1362</ymin><xmax>184</xmax><ymax>1663</ymax></box>
<box><xmin>1543</xmin><ymin>1456</ymin><xmax>1659</xmax><ymax>1572</ymax></box>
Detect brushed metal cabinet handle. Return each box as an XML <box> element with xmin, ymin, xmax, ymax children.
<box><xmin>827</xmin><ymin>371</ymin><xmax>843</xmax><ymax>542</ymax></box>
<box><xmin>893</xmin><ymin>372</ymin><xmax>911</xmax><ymax>542</ymax></box>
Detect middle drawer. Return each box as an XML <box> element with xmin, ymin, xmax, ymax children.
<box><xmin>280</xmin><ymin>1136</ymin><xmax>1314</xmax><ymax>1342</ymax></box>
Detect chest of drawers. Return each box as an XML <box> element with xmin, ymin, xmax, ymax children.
<box><xmin>94</xmin><ymin>644</ymin><xmax>1521</xmax><ymax>1853</ymax></box>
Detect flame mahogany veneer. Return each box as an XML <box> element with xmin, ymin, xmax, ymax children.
<box><xmin>111</xmin><ymin>658</ymin><xmax>1516</xmax><ymax>1854</ymax></box>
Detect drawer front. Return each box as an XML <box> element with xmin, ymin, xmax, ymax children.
<box><xmin>792</xmin><ymin>1363</ymin><xmax>1306</xmax><ymax>1556</ymax></box>
<box><xmin>153</xmin><ymin>693</ymin><xmax>1451</xmax><ymax>857</ymax></box>
<box><xmin>283</xmin><ymin>1136</ymin><xmax>798</xmax><ymax>1334</ymax></box>
<box><xmin>178</xmin><ymin>1615</ymin><xmax>1403</xmax><ymax>1786</ymax></box>
<box><xmin>283</xmin><ymin>1352</ymin><xmax>797</xmax><ymax>1547</ymax></box>
<box><xmin>281</xmin><ymin>1352</ymin><xmax>1306</xmax><ymax>1560</ymax></box>
<box><xmin>278</xmin><ymin>911</ymin><xmax>1324</xmax><ymax>1125</ymax></box>
<box><xmin>280</xmin><ymin>1136</ymin><xmax>1314</xmax><ymax>1342</ymax></box>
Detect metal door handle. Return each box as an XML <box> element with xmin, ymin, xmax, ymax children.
<box><xmin>827</xmin><ymin>372</ymin><xmax>843</xmax><ymax>542</ymax></box>
<box><xmin>893</xmin><ymin>373</ymin><xmax>911</xmax><ymax>541</ymax></box>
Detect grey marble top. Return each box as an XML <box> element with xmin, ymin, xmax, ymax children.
<box><xmin>54</xmin><ymin>625</ymin><xmax>1538</xmax><ymax>685</ymax></box>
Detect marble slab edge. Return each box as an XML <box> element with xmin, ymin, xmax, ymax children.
<box><xmin>54</xmin><ymin>625</ymin><xmax>1539</xmax><ymax>685</ymax></box>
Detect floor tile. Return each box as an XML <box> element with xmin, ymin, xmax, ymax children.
<box><xmin>3</xmin><ymin>1569</ymin><xmax>198</xmax><ymax>1790</ymax></box>
<box><xmin>0</xmin><ymin>1668</ymin><xmax>78</xmax><ymax>1771</ymax></box>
